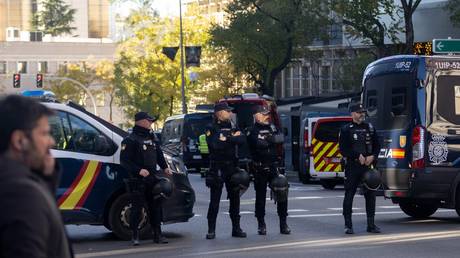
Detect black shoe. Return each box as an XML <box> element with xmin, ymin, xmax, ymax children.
<box><xmin>344</xmin><ymin>227</ymin><xmax>354</xmax><ymax>234</ymax></box>
<box><xmin>232</xmin><ymin>228</ymin><xmax>247</xmax><ymax>238</ymax></box>
<box><xmin>367</xmin><ymin>225</ymin><xmax>381</xmax><ymax>233</ymax></box>
<box><xmin>279</xmin><ymin>217</ymin><xmax>291</xmax><ymax>235</ymax></box>
<box><xmin>153</xmin><ymin>227</ymin><xmax>168</xmax><ymax>244</ymax></box>
<box><xmin>258</xmin><ymin>218</ymin><xmax>267</xmax><ymax>235</ymax></box>
<box><xmin>366</xmin><ymin>217</ymin><xmax>381</xmax><ymax>233</ymax></box>
<box><xmin>131</xmin><ymin>230</ymin><xmax>140</xmax><ymax>246</ymax></box>
<box><xmin>206</xmin><ymin>231</ymin><xmax>216</xmax><ymax>239</ymax></box>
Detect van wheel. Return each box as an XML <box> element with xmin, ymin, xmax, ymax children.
<box><xmin>298</xmin><ymin>171</ymin><xmax>310</xmax><ymax>184</ymax></box>
<box><xmin>109</xmin><ymin>193</ymin><xmax>152</xmax><ymax>240</ymax></box>
<box><xmin>399</xmin><ymin>201</ymin><xmax>438</xmax><ymax>219</ymax></box>
<box><xmin>320</xmin><ymin>180</ymin><xmax>337</xmax><ymax>190</ymax></box>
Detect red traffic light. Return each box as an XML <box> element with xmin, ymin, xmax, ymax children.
<box><xmin>36</xmin><ymin>74</ymin><xmax>43</xmax><ymax>88</ymax></box>
<box><xmin>13</xmin><ymin>74</ymin><xmax>21</xmax><ymax>88</ymax></box>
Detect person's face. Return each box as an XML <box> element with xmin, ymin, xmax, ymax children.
<box><xmin>24</xmin><ymin>116</ymin><xmax>55</xmax><ymax>171</ymax></box>
<box><xmin>254</xmin><ymin>112</ymin><xmax>270</xmax><ymax>125</ymax></box>
<box><xmin>216</xmin><ymin>110</ymin><xmax>231</xmax><ymax>121</ymax></box>
<box><xmin>351</xmin><ymin>111</ymin><xmax>366</xmax><ymax>124</ymax></box>
<box><xmin>137</xmin><ymin>119</ymin><xmax>153</xmax><ymax>129</ymax></box>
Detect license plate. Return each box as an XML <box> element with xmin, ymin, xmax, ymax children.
<box><xmin>193</xmin><ymin>155</ymin><xmax>202</xmax><ymax>159</ymax></box>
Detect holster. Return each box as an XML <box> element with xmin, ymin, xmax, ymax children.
<box><xmin>124</xmin><ymin>178</ymin><xmax>146</xmax><ymax>194</ymax></box>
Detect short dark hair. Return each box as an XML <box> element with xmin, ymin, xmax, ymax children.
<box><xmin>0</xmin><ymin>95</ymin><xmax>54</xmax><ymax>154</ymax></box>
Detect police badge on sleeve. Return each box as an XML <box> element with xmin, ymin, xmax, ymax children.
<box><xmin>428</xmin><ymin>134</ymin><xmax>448</xmax><ymax>164</ymax></box>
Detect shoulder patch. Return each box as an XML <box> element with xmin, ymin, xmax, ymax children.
<box><xmin>121</xmin><ymin>143</ymin><xmax>126</xmax><ymax>151</ymax></box>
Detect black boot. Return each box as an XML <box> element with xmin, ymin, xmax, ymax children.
<box><xmin>206</xmin><ymin>220</ymin><xmax>216</xmax><ymax>239</ymax></box>
<box><xmin>367</xmin><ymin>217</ymin><xmax>381</xmax><ymax>233</ymax></box>
<box><xmin>153</xmin><ymin>226</ymin><xmax>168</xmax><ymax>244</ymax></box>
<box><xmin>344</xmin><ymin>215</ymin><xmax>354</xmax><ymax>234</ymax></box>
<box><xmin>257</xmin><ymin>218</ymin><xmax>267</xmax><ymax>235</ymax></box>
<box><xmin>279</xmin><ymin>217</ymin><xmax>291</xmax><ymax>235</ymax></box>
<box><xmin>131</xmin><ymin>229</ymin><xmax>140</xmax><ymax>246</ymax></box>
<box><xmin>231</xmin><ymin>217</ymin><xmax>247</xmax><ymax>238</ymax></box>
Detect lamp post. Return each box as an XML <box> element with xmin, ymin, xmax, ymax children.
<box><xmin>179</xmin><ymin>0</ymin><xmax>187</xmax><ymax>114</ymax></box>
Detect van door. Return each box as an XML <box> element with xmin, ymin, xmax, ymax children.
<box><xmin>422</xmin><ymin>70</ymin><xmax>460</xmax><ymax>199</ymax></box>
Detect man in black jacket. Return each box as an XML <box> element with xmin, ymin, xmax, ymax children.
<box><xmin>339</xmin><ymin>103</ymin><xmax>381</xmax><ymax>234</ymax></box>
<box><xmin>247</xmin><ymin>105</ymin><xmax>290</xmax><ymax>235</ymax></box>
<box><xmin>0</xmin><ymin>95</ymin><xmax>73</xmax><ymax>258</ymax></box>
<box><xmin>120</xmin><ymin>111</ymin><xmax>172</xmax><ymax>245</ymax></box>
<box><xmin>205</xmin><ymin>102</ymin><xmax>246</xmax><ymax>239</ymax></box>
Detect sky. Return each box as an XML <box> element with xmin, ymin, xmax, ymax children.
<box><xmin>115</xmin><ymin>0</ymin><xmax>182</xmax><ymax>18</ymax></box>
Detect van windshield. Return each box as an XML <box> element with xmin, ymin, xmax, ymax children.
<box><xmin>364</xmin><ymin>72</ymin><xmax>414</xmax><ymax>130</ymax></box>
<box><xmin>433</xmin><ymin>75</ymin><xmax>460</xmax><ymax>125</ymax></box>
<box><xmin>314</xmin><ymin>120</ymin><xmax>349</xmax><ymax>142</ymax></box>
<box><xmin>183</xmin><ymin>115</ymin><xmax>213</xmax><ymax>139</ymax></box>
<box><xmin>227</xmin><ymin>102</ymin><xmax>261</xmax><ymax>130</ymax></box>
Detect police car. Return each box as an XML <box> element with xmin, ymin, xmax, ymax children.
<box><xmin>363</xmin><ymin>55</ymin><xmax>460</xmax><ymax>218</ymax></box>
<box><xmin>23</xmin><ymin>90</ymin><xmax>195</xmax><ymax>240</ymax></box>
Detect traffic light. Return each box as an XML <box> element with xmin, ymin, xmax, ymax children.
<box><xmin>36</xmin><ymin>74</ymin><xmax>43</xmax><ymax>88</ymax></box>
<box><xmin>13</xmin><ymin>74</ymin><xmax>20</xmax><ymax>88</ymax></box>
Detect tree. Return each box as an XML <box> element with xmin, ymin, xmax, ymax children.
<box><xmin>401</xmin><ymin>0</ymin><xmax>422</xmax><ymax>54</ymax></box>
<box><xmin>445</xmin><ymin>0</ymin><xmax>460</xmax><ymax>28</ymax></box>
<box><xmin>332</xmin><ymin>0</ymin><xmax>403</xmax><ymax>58</ymax></box>
<box><xmin>211</xmin><ymin>0</ymin><xmax>328</xmax><ymax>96</ymax></box>
<box><xmin>31</xmin><ymin>0</ymin><xmax>76</xmax><ymax>36</ymax></box>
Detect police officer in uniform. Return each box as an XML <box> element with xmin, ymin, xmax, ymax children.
<box><xmin>339</xmin><ymin>103</ymin><xmax>381</xmax><ymax>234</ymax></box>
<box><xmin>247</xmin><ymin>106</ymin><xmax>290</xmax><ymax>235</ymax></box>
<box><xmin>205</xmin><ymin>102</ymin><xmax>246</xmax><ymax>239</ymax></box>
<box><xmin>120</xmin><ymin>111</ymin><xmax>173</xmax><ymax>245</ymax></box>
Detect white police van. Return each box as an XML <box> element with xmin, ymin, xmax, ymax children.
<box><xmin>22</xmin><ymin>90</ymin><xmax>195</xmax><ymax>240</ymax></box>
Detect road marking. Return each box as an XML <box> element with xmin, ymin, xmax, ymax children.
<box><xmin>289</xmin><ymin>209</ymin><xmax>455</xmax><ymax>218</ymax></box>
<box><xmin>179</xmin><ymin>229</ymin><xmax>460</xmax><ymax>257</ymax></box>
<box><xmin>223</xmin><ymin>211</ymin><xmax>254</xmax><ymax>215</ymax></box>
<box><xmin>288</xmin><ymin>209</ymin><xmax>309</xmax><ymax>212</ymax></box>
<box><xmin>76</xmin><ymin>245</ymin><xmax>179</xmax><ymax>258</ymax></box>
<box><xmin>378</xmin><ymin>205</ymin><xmax>400</xmax><ymax>209</ymax></box>
<box><xmin>327</xmin><ymin>207</ymin><xmax>361</xmax><ymax>211</ymax></box>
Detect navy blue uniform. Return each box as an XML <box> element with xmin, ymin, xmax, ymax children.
<box><xmin>339</xmin><ymin>121</ymin><xmax>380</xmax><ymax>228</ymax></box>
<box><xmin>120</xmin><ymin>125</ymin><xmax>168</xmax><ymax>232</ymax></box>
<box><xmin>205</xmin><ymin>120</ymin><xmax>245</xmax><ymax>225</ymax></box>
<box><xmin>247</xmin><ymin>122</ymin><xmax>287</xmax><ymax>220</ymax></box>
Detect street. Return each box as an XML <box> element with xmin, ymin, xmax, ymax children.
<box><xmin>71</xmin><ymin>173</ymin><xmax>460</xmax><ymax>258</ymax></box>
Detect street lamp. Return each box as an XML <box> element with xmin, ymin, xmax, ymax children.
<box><xmin>179</xmin><ymin>0</ymin><xmax>187</xmax><ymax>114</ymax></box>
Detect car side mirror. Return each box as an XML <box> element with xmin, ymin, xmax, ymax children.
<box><xmin>94</xmin><ymin>135</ymin><xmax>110</xmax><ymax>155</ymax></box>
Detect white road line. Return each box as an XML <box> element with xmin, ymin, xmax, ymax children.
<box><xmin>288</xmin><ymin>209</ymin><xmax>309</xmax><ymax>212</ymax></box>
<box><xmin>223</xmin><ymin>211</ymin><xmax>254</xmax><ymax>215</ymax></box>
<box><xmin>327</xmin><ymin>208</ymin><xmax>361</xmax><ymax>211</ymax></box>
<box><xmin>289</xmin><ymin>209</ymin><xmax>455</xmax><ymax>218</ymax></box>
<box><xmin>378</xmin><ymin>206</ymin><xmax>400</xmax><ymax>209</ymax></box>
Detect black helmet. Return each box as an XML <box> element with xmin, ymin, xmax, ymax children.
<box><xmin>269</xmin><ymin>174</ymin><xmax>289</xmax><ymax>203</ymax></box>
<box><xmin>363</xmin><ymin>168</ymin><xmax>381</xmax><ymax>191</ymax></box>
<box><xmin>230</xmin><ymin>169</ymin><xmax>250</xmax><ymax>195</ymax></box>
<box><xmin>152</xmin><ymin>177</ymin><xmax>174</xmax><ymax>199</ymax></box>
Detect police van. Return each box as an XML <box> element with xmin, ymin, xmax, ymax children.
<box><xmin>307</xmin><ymin>117</ymin><xmax>351</xmax><ymax>189</ymax></box>
<box><xmin>362</xmin><ymin>55</ymin><xmax>460</xmax><ymax>218</ymax></box>
<box><xmin>23</xmin><ymin>90</ymin><xmax>195</xmax><ymax>240</ymax></box>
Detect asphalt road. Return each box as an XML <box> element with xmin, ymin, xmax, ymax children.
<box><xmin>70</xmin><ymin>173</ymin><xmax>460</xmax><ymax>258</ymax></box>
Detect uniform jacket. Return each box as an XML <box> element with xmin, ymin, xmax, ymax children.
<box><xmin>120</xmin><ymin>125</ymin><xmax>168</xmax><ymax>178</ymax></box>
<box><xmin>205</xmin><ymin>119</ymin><xmax>245</xmax><ymax>162</ymax></box>
<box><xmin>247</xmin><ymin>122</ymin><xmax>283</xmax><ymax>163</ymax></box>
<box><xmin>339</xmin><ymin>121</ymin><xmax>380</xmax><ymax>164</ymax></box>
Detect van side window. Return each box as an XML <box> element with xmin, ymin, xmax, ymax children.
<box><xmin>68</xmin><ymin>114</ymin><xmax>112</xmax><ymax>155</ymax></box>
<box><xmin>162</xmin><ymin>121</ymin><xmax>172</xmax><ymax>143</ymax></box>
<box><xmin>366</xmin><ymin>90</ymin><xmax>378</xmax><ymax>117</ymax></box>
<box><xmin>49</xmin><ymin>111</ymin><xmax>72</xmax><ymax>151</ymax></box>
<box><xmin>391</xmin><ymin>87</ymin><xmax>407</xmax><ymax>116</ymax></box>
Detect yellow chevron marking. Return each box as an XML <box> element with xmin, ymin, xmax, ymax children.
<box><xmin>314</xmin><ymin>142</ymin><xmax>333</xmax><ymax>164</ymax></box>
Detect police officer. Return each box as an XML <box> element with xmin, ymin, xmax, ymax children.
<box><xmin>120</xmin><ymin>111</ymin><xmax>173</xmax><ymax>245</ymax></box>
<box><xmin>247</xmin><ymin>106</ymin><xmax>290</xmax><ymax>235</ymax></box>
<box><xmin>205</xmin><ymin>102</ymin><xmax>246</xmax><ymax>239</ymax></box>
<box><xmin>339</xmin><ymin>103</ymin><xmax>381</xmax><ymax>234</ymax></box>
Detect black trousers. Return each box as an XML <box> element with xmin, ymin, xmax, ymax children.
<box><xmin>207</xmin><ymin>162</ymin><xmax>240</xmax><ymax>222</ymax></box>
<box><xmin>129</xmin><ymin>180</ymin><xmax>162</xmax><ymax>231</ymax></box>
<box><xmin>342</xmin><ymin>163</ymin><xmax>376</xmax><ymax>219</ymax></box>
<box><xmin>254</xmin><ymin>164</ymin><xmax>288</xmax><ymax>219</ymax></box>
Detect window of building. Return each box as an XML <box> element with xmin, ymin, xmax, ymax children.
<box><xmin>320</xmin><ymin>65</ymin><xmax>330</xmax><ymax>93</ymax></box>
<box><xmin>302</xmin><ymin>66</ymin><xmax>310</xmax><ymax>96</ymax></box>
<box><xmin>292</xmin><ymin>65</ymin><xmax>301</xmax><ymax>97</ymax></box>
<box><xmin>59</xmin><ymin>61</ymin><xmax>68</xmax><ymax>73</ymax></box>
<box><xmin>96</xmin><ymin>93</ymin><xmax>105</xmax><ymax>107</ymax></box>
<box><xmin>284</xmin><ymin>67</ymin><xmax>292</xmax><ymax>97</ymax></box>
<box><xmin>17</xmin><ymin>61</ymin><xmax>27</xmax><ymax>74</ymax></box>
<box><xmin>38</xmin><ymin>61</ymin><xmax>48</xmax><ymax>73</ymax></box>
<box><xmin>0</xmin><ymin>61</ymin><xmax>6</xmax><ymax>74</ymax></box>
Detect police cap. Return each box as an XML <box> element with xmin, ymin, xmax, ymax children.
<box><xmin>349</xmin><ymin>103</ymin><xmax>366</xmax><ymax>113</ymax></box>
<box><xmin>135</xmin><ymin>111</ymin><xmax>156</xmax><ymax>122</ymax></box>
<box><xmin>214</xmin><ymin>102</ymin><xmax>233</xmax><ymax>112</ymax></box>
